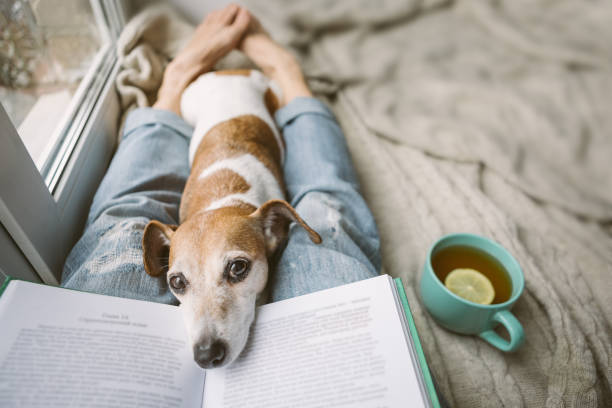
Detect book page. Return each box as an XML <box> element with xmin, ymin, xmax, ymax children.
<box><xmin>203</xmin><ymin>275</ymin><xmax>426</xmax><ymax>408</ymax></box>
<box><xmin>0</xmin><ymin>281</ymin><xmax>204</xmax><ymax>408</ymax></box>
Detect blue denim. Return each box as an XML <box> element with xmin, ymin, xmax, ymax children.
<box><xmin>61</xmin><ymin>97</ymin><xmax>381</xmax><ymax>303</ymax></box>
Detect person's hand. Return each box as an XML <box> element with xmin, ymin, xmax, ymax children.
<box><xmin>154</xmin><ymin>4</ymin><xmax>251</xmax><ymax>115</ymax></box>
<box><xmin>239</xmin><ymin>15</ymin><xmax>312</xmax><ymax>106</ymax></box>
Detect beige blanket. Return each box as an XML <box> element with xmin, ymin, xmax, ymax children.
<box><xmin>116</xmin><ymin>1</ymin><xmax>612</xmax><ymax>406</ymax></box>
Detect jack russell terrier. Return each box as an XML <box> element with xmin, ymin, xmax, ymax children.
<box><xmin>142</xmin><ymin>69</ymin><xmax>321</xmax><ymax>369</ymax></box>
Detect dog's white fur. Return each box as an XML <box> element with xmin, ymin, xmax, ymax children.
<box><xmin>198</xmin><ymin>153</ymin><xmax>284</xmax><ymax>211</ymax></box>
<box><xmin>181</xmin><ymin>70</ymin><xmax>283</xmax><ymax>165</ymax></box>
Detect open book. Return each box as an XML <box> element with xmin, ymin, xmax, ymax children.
<box><xmin>0</xmin><ymin>275</ymin><xmax>440</xmax><ymax>407</ymax></box>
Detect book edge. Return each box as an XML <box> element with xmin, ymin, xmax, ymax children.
<box><xmin>394</xmin><ymin>277</ymin><xmax>441</xmax><ymax>408</ymax></box>
<box><xmin>0</xmin><ymin>275</ymin><xmax>12</xmax><ymax>297</ymax></box>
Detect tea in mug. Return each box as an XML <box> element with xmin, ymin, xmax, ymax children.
<box><xmin>431</xmin><ymin>245</ymin><xmax>512</xmax><ymax>304</ymax></box>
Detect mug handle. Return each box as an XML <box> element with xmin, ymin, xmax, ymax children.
<box><xmin>479</xmin><ymin>310</ymin><xmax>525</xmax><ymax>352</ymax></box>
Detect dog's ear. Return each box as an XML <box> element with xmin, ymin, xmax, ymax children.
<box><xmin>252</xmin><ymin>199</ymin><xmax>322</xmax><ymax>256</ymax></box>
<box><xmin>142</xmin><ymin>220</ymin><xmax>178</xmax><ymax>277</ymax></box>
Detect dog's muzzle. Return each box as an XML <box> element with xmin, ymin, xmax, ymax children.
<box><xmin>193</xmin><ymin>339</ymin><xmax>227</xmax><ymax>369</ymax></box>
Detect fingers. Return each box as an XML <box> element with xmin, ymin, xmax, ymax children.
<box><xmin>229</xmin><ymin>7</ymin><xmax>251</xmax><ymax>35</ymax></box>
<box><xmin>202</xmin><ymin>3</ymin><xmax>238</xmax><ymax>27</ymax></box>
<box><xmin>171</xmin><ymin>3</ymin><xmax>252</xmax><ymax>81</ymax></box>
<box><xmin>219</xmin><ymin>3</ymin><xmax>240</xmax><ymax>25</ymax></box>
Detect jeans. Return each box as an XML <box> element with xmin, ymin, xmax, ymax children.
<box><xmin>61</xmin><ymin>97</ymin><xmax>381</xmax><ymax>303</ymax></box>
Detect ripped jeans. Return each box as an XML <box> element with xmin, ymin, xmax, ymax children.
<box><xmin>61</xmin><ymin>97</ymin><xmax>381</xmax><ymax>304</ymax></box>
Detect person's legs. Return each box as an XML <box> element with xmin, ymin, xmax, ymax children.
<box><xmin>240</xmin><ymin>25</ymin><xmax>381</xmax><ymax>302</ymax></box>
<box><xmin>64</xmin><ymin>6</ymin><xmax>380</xmax><ymax>304</ymax></box>
<box><xmin>61</xmin><ymin>109</ymin><xmax>192</xmax><ymax>304</ymax></box>
<box><xmin>268</xmin><ymin>98</ymin><xmax>381</xmax><ymax>302</ymax></box>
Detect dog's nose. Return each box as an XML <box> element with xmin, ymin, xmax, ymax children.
<box><xmin>194</xmin><ymin>340</ymin><xmax>226</xmax><ymax>369</ymax></box>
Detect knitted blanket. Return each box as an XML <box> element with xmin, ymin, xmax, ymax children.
<box><xmin>115</xmin><ymin>1</ymin><xmax>612</xmax><ymax>406</ymax></box>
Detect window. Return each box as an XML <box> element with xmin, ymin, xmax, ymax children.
<box><xmin>0</xmin><ymin>0</ymin><xmax>126</xmax><ymax>284</ymax></box>
<box><xmin>1</xmin><ymin>0</ymin><xmax>121</xmax><ymax>192</ymax></box>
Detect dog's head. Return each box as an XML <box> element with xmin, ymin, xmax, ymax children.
<box><xmin>142</xmin><ymin>199</ymin><xmax>321</xmax><ymax>369</ymax></box>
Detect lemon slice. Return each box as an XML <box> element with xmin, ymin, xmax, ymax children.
<box><xmin>444</xmin><ymin>268</ymin><xmax>495</xmax><ymax>305</ymax></box>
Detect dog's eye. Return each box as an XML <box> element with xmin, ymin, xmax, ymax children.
<box><xmin>169</xmin><ymin>274</ymin><xmax>187</xmax><ymax>293</ymax></box>
<box><xmin>227</xmin><ymin>259</ymin><xmax>250</xmax><ymax>282</ymax></box>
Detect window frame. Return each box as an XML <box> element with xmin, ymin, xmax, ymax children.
<box><xmin>41</xmin><ymin>0</ymin><xmax>124</xmax><ymax>193</ymax></box>
<box><xmin>0</xmin><ymin>0</ymin><xmax>127</xmax><ymax>285</ymax></box>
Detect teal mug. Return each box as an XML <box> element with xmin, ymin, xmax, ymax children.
<box><xmin>420</xmin><ymin>233</ymin><xmax>525</xmax><ymax>352</ymax></box>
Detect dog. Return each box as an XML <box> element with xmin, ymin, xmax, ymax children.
<box><xmin>142</xmin><ymin>69</ymin><xmax>321</xmax><ymax>369</ymax></box>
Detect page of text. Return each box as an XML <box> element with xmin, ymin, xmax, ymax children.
<box><xmin>203</xmin><ymin>275</ymin><xmax>425</xmax><ymax>408</ymax></box>
<box><xmin>0</xmin><ymin>281</ymin><xmax>204</xmax><ymax>408</ymax></box>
